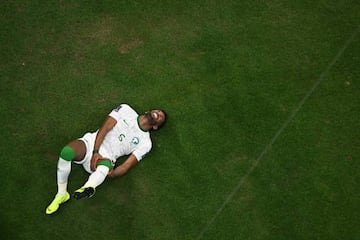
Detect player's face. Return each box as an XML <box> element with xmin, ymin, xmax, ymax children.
<box><xmin>145</xmin><ymin>110</ymin><xmax>166</xmax><ymax>130</ymax></box>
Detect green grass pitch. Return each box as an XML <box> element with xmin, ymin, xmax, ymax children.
<box><xmin>1</xmin><ymin>1</ymin><xmax>359</xmax><ymax>239</ymax></box>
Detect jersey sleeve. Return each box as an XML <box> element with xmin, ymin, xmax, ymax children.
<box><xmin>108</xmin><ymin>104</ymin><xmax>131</xmax><ymax>121</ymax></box>
<box><xmin>132</xmin><ymin>140</ymin><xmax>152</xmax><ymax>161</ymax></box>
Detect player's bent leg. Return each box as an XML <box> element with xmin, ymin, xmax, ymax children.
<box><xmin>60</xmin><ymin>145</ymin><xmax>76</xmax><ymax>161</ymax></box>
<box><xmin>73</xmin><ymin>159</ymin><xmax>112</xmax><ymax>200</ymax></box>
<box><xmin>57</xmin><ymin>145</ymin><xmax>76</xmax><ymax>195</ymax></box>
<box><xmin>97</xmin><ymin>159</ymin><xmax>113</xmax><ymax>169</ymax></box>
<box><xmin>46</xmin><ymin>140</ymin><xmax>88</xmax><ymax>214</ymax></box>
<box><xmin>67</xmin><ymin>140</ymin><xmax>87</xmax><ymax>161</ymax></box>
<box><xmin>45</xmin><ymin>145</ymin><xmax>76</xmax><ymax>214</ymax></box>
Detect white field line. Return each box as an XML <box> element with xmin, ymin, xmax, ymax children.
<box><xmin>196</xmin><ymin>25</ymin><xmax>360</xmax><ymax>240</ymax></box>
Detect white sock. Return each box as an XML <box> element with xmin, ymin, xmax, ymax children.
<box><xmin>83</xmin><ymin>165</ymin><xmax>109</xmax><ymax>189</ymax></box>
<box><xmin>57</xmin><ymin>158</ymin><xmax>71</xmax><ymax>195</ymax></box>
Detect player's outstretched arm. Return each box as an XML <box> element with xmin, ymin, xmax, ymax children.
<box><xmin>108</xmin><ymin>154</ymin><xmax>138</xmax><ymax>178</ymax></box>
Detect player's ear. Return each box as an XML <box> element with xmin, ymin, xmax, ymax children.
<box><xmin>152</xmin><ymin>125</ymin><xmax>159</xmax><ymax>130</ymax></box>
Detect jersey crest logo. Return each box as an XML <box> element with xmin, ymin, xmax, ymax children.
<box><xmin>132</xmin><ymin>137</ymin><xmax>140</xmax><ymax>145</ymax></box>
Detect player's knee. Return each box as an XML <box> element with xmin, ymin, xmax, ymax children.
<box><xmin>97</xmin><ymin>159</ymin><xmax>112</xmax><ymax>170</ymax></box>
<box><xmin>60</xmin><ymin>146</ymin><xmax>76</xmax><ymax>161</ymax></box>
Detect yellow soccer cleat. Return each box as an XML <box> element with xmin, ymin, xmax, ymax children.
<box><xmin>46</xmin><ymin>192</ymin><xmax>70</xmax><ymax>214</ymax></box>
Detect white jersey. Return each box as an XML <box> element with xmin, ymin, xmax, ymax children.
<box><xmin>100</xmin><ymin>104</ymin><xmax>152</xmax><ymax>162</ymax></box>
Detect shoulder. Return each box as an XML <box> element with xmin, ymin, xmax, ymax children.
<box><xmin>120</xmin><ymin>104</ymin><xmax>138</xmax><ymax>117</ymax></box>
<box><xmin>133</xmin><ymin>136</ymin><xmax>152</xmax><ymax>161</ymax></box>
<box><xmin>113</xmin><ymin>103</ymin><xmax>131</xmax><ymax>112</ymax></box>
<box><xmin>110</xmin><ymin>104</ymin><xmax>138</xmax><ymax>119</ymax></box>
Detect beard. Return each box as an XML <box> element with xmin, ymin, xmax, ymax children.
<box><xmin>145</xmin><ymin>111</ymin><xmax>156</xmax><ymax>125</ymax></box>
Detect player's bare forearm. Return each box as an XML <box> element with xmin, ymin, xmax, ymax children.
<box><xmin>109</xmin><ymin>165</ymin><xmax>128</xmax><ymax>177</ymax></box>
<box><xmin>91</xmin><ymin>116</ymin><xmax>117</xmax><ymax>171</ymax></box>
<box><xmin>109</xmin><ymin>154</ymin><xmax>138</xmax><ymax>178</ymax></box>
<box><xmin>94</xmin><ymin>116</ymin><xmax>117</xmax><ymax>151</ymax></box>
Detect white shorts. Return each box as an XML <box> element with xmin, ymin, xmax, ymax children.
<box><xmin>74</xmin><ymin>132</ymin><xmax>115</xmax><ymax>173</ymax></box>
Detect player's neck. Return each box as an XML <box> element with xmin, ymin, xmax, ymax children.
<box><xmin>138</xmin><ymin>115</ymin><xmax>151</xmax><ymax>132</ymax></box>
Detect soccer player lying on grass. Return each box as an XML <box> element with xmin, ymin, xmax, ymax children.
<box><xmin>46</xmin><ymin>104</ymin><xmax>167</xmax><ymax>214</ymax></box>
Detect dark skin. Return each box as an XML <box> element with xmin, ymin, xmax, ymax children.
<box><xmin>68</xmin><ymin>110</ymin><xmax>166</xmax><ymax>178</ymax></box>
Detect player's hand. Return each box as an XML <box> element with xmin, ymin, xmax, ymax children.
<box><xmin>107</xmin><ymin>167</ymin><xmax>115</xmax><ymax>178</ymax></box>
<box><xmin>90</xmin><ymin>153</ymin><xmax>103</xmax><ymax>171</ymax></box>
